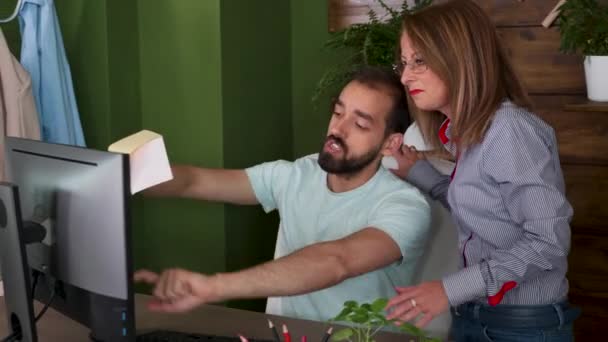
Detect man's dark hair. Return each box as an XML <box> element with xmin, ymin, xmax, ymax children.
<box><xmin>331</xmin><ymin>66</ymin><xmax>410</xmax><ymax>135</ymax></box>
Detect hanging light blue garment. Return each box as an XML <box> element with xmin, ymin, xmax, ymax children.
<box><xmin>19</xmin><ymin>0</ymin><xmax>85</xmax><ymax>146</ymax></box>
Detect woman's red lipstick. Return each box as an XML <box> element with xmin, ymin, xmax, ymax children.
<box><xmin>409</xmin><ymin>89</ymin><xmax>424</xmax><ymax>95</ymax></box>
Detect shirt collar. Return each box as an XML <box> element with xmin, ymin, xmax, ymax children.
<box><xmin>438</xmin><ymin>118</ymin><xmax>458</xmax><ymax>157</ymax></box>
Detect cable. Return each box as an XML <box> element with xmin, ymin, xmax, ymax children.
<box><xmin>34</xmin><ymin>289</ymin><xmax>56</xmax><ymax>322</ymax></box>
<box><xmin>31</xmin><ymin>270</ymin><xmax>40</xmax><ymax>300</ymax></box>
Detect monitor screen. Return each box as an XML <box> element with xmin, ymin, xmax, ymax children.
<box><xmin>3</xmin><ymin>137</ymin><xmax>135</xmax><ymax>341</ymax></box>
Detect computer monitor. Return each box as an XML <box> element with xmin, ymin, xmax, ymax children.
<box><xmin>1</xmin><ymin>137</ymin><xmax>135</xmax><ymax>341</ymax></box>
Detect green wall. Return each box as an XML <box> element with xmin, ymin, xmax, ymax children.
<box><xmin>220</xmin><ymin>1</ymin><xmax>292</xmax><ymax>311</ymax></box>
<box><xmin>291</xmin><ymin>0</ymin><xmax>344</xmax><ymax>157</ymax></box>
<box><xmin>7</xmin><ymin>0</ymin><xmax>334</xmax><ymax>312</ymax></box>
<box><xmin>136</xmin><ymin>0</ymin><xmax>227</xmax><ymax>277</ymax></box>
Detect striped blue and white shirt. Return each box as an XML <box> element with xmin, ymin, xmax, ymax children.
<box><xmin>407</xmin><ymin>100</ymin><xmax>572</xmax><ymax>307</ymax></box>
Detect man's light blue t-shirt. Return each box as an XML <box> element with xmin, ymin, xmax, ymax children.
<box><xmin>245</xmin><ymin>154</ymin><xmax>431</xmax><ymax>322</ymax></box>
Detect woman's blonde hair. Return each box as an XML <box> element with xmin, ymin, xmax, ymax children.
<box><xmin>401</xmin><ymin>0</ymin><xmax>532</xmax><ymax>150</ymax></box>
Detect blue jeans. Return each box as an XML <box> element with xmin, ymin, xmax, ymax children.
<box><xmin>450</xmin><ymin>301</ymin><xmax>580</xmax><ymax>342</ymax></box>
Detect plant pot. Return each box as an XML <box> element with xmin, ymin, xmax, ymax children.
<box><xmin>584</xmin><ymin>56</ymin><xmax>608</xmax><ymax>102</ymax></box>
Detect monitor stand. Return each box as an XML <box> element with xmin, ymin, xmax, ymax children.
<box><xmin>0</xmin><ymin>183</ymin><xmax>46</xmax><ymax>342</ymax></box>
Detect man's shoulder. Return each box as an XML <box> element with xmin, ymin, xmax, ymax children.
<box><xmin>259</xmin><ymin>154</ymin><xmax>323</xmax><ymax>186</ymax></box>
<box><xmin>293</xmin><ymin>153</ymin><xmax>320</xmax><ymax>164</ymax></box>
<box><xmin>290</xmin><ymin>153</ymin><xmax>323</xmax><ymax>173</ymax></box>
<box><xmin>373</xmin><ymin>167</ymin><xmax>429</xmax><ymax>204</ymax></box>
<box><xmin>376</xmin><ymin>166</ymin><xmax>422</xmax><ymax>191</ymax></box>
<box><xmin>252</xmin><ymin>155</ymin><xmax>315</xmax><ymax>173</ymax></box>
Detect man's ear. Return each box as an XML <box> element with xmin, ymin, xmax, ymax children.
<box><xmin>382</xmin><ymin>133</ymin><xmax>403</xmax><ymax>156</ymax></box>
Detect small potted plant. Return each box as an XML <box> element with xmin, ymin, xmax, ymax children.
<box><xmin>313</xmin><ymin>0</ymin><xmax>433</xmax><ymax>105</ymax></box>
<box><xmin>557</xmin><ymin>0</ymin><xmax>608</xmax><ymax>101</ymax></box>
<box><xmin>329</xmin><ymin>299</ymin><xmax>441</xmax><ymax>342</ymax></box>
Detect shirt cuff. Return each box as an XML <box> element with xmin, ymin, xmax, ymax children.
<box><xmin>406</xmin><ymin>160</ymin><xmax>444</xmax><ymax>193</ymax></box>
<box><xmin>441</xmin><ymin>265</ymin><xmax>487</xmax><ymax>307</ymax></box>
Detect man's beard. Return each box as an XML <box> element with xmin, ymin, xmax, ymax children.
<box><xmin>318</xmin><ymin>135</ymin><xmax>382</xmax><ymax>175</ymax></box>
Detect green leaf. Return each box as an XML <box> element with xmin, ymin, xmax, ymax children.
<box><xmin>351</xmin><ymin>312</ymin><xmax>369</xmax><ymax>324</ymax></box>
<box><xmin>354</xmin><ymin>307</ymin><xmax>370</xmax><ymax>317</ymax></box>
<box><xmin>344</xmin><ymin>300</ymin><xmax>358</xmax><ymax>308</ymax></box>
<box><xmin>330</xmin><ymin>328</ymin><xmax>354</xmax><ymax>342</ymax></box>
<box><xmin>368</xmin><ymin>313</ymin><xmax>388</xmax><ymax>326</ymax></box>
<box><xmin>398</xmin><ymin>322</ymin><xmax>423</xmax><ymax>336</ymax></box>
<box><xmin>327</xmin><ymin>297</ymin><xmax>440</xmax><ymax>341</ymax></box>
<box><xmin>425</xmin><ymin>338</ymin><xmax>442</xmax><ymax>342</ymax></box>
<box><xmin>331</xmin><ymin>307</ymin><xmax>353</xmax><ymax>322</ymax></box>
<box><xmin>370</xmin><ymin>298</ymin><xmax>388</xmax><ymax>312</ymax></box>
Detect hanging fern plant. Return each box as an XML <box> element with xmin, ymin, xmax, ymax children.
<box><xmin>313</xmin><ymin>0</ymin><xmax>433</xmax><ymax>104</ymax></box>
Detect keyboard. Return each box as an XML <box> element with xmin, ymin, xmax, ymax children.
<box><xmin>136</xmin><ymin>330</ymin><xmax>275</xmax><ymax>342</ymax></box>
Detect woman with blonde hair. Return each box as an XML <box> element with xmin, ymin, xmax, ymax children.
<box><xmin>385</xmin><ymin>0</ymin><xmax>580</xmax><ymax>340</ymax></box>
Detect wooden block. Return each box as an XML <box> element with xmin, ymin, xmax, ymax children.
<box><xmin>541</xmin><ymin>0</ymin><xmax>566</xmax><ymax>28</ymax></box>
<box><xmin>497</xmin><ymin>27</ymin><xmax>586</xmax><ymax>94</ymax></box>
<box><xmin>562</xmin><ymin>165</ymin><xmax>608</xmax><ymax>229</ymax></box>
<box><xmin>531</xmin><ymin>95</ymin><xmax>608</xmax><ymax>166</ymax></box>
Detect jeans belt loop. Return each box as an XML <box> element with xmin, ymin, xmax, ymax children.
<box><xmin>473</xmin><ymin>303</ymin><xmax>481</xmax><ymax>321</ymax></box>
<box><xmin>552</xmin><ymin>303</ymin><xmax>565</xmax><ymax>329</ymax></box>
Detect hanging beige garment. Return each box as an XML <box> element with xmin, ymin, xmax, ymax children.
<box><xmin>0</xmin><ymin>27</ymin><xmax>41</xmax><ymax>181</ymax></box>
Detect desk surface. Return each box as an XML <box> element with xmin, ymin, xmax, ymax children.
<box><xmin>0</xmin><ymin>294</ymin><xmax>410</xmax><ymax>342</ymax></box>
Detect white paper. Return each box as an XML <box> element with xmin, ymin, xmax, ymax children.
<box><xmin>109</xmin><ymin>130</ymin><xmax>173</xmax><ymax>194</ymax></box>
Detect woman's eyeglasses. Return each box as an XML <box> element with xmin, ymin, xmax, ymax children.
<box><xmin>392</xmin><ymin>57</ymin><xmax>428</xmax><ymax>75</ymax></box>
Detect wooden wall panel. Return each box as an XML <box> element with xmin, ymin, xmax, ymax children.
<box><xmin>329</xmin><ymin>2</ymin><xmax>586</xmax><ymax>94</ymax></box>
<box><xmin>328</xmin><ymin>0</ymin><xmax>403</xmax><ymax>32</ymax></box>
<box><xmin>568</xmin><ymin>294</ymin><xmax>608</xmax><ymax>341</ymax></box>
<box><xmin>330</xmin><ymin>0</ymin><xmax>608</xmax><ymax>31</ymax></box>
<box><xmin>532</xmin><ymin>95</ymin><xmax>608</xmax><ymax>166</ymax></box>
<box><xmin>329</xmin><ymin>0</ymin><xmax>594</xmax><ymax>31</ymax></box>
<box><xmin>562</xmin><ymin>165</ymin><xmax>608</xmax><ymax>229</ymax></box>
<box><xmin>497</xmin><ymin>28</ymin><xmax>585</xmax><ymax>94</ymax></box>
<box><xmin>568</xmin><ymin>271</ymin><xmax>608</xmax><ymax>299</ymax></box>
<box><xmin>569</xmin><ymin>234</ymin><xmax>608</xmax><ymax>282</ymax></box>
<box><xmin>568</xmin><ymin>244</ymin><xmax>608</xmax><ymax>341</ymax></box>
<box><xmin>472</xmin><ymin>0</ymin><xmax>561</xmax><ymax>26</ymax></box>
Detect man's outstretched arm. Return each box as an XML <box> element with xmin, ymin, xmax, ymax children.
<box><xmin>134</xmin><ymin>227</ymin><xmax>402</xmax><ymax>312</ymax></box>
<box><xmin>145</xmin><ymin>165</ymin><xmax>258</xmax><ymax>205</ymax></box>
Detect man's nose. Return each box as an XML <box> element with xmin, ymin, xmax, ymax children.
<box><xmin>329</xmin><ymin>119</ymin><xmax>348</xmax><ymax>138</ymax></box>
